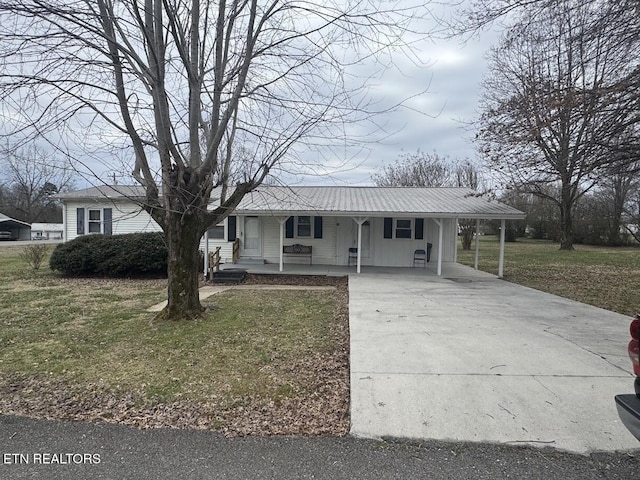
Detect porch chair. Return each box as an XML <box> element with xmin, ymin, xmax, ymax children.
<box><xmin>413</xmin><ymin>249</ymin><xmax>427</xmax><ymax>267</ymax></box>
<box><xmin>348</xmin><ymin>247</ymin><xmax>358</xmax><ymax>266</ymax></box>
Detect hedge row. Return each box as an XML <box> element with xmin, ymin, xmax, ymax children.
<box><xmin>49</xmin><ymin>233</ymin><xmax>168</xmax><ymax>277</ymax></box>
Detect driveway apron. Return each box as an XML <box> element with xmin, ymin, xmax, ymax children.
<box><xmin>348</xmin><ymin>270</ymin><xmax>639</xmax><ymax>453</ymax></box>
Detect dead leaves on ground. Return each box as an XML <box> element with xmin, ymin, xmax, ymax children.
<box><xmin>0</xmin><ymin>275</ymin><xmax>351</xmax><ymax>437</ymax></box>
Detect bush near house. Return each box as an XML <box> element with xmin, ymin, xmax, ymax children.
<box><xmin>50</xmin><ymin>233</ymin><xmax>168</xmax><ymax>277</ymax></box>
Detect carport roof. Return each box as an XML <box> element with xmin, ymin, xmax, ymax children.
<box><xmin>0</xmin><ymin>213</ymin><xmax>31</xmax><ymax>228</ymax></box>
<box><xmin>57</xmin><ymin>185</ymin><xmax>525</xmax><ymax>219</ymax></box>
<box><xmin>235</xmin><ymin>186</ymin><xmax>525</xmax><ymax>219</ymax></box>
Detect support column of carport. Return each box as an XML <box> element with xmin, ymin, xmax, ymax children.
<box><xmin>352</xmin><ymin>216</ymin><xmax>368</xmax><ymax>274</ymax></box>
<box><xmin>474</xmin><ymin>219</ymin><xmax>480</xmax><ymax>270</ymax></box>
<box><xmin>276</xmin><ymin>216</ymin><xmax>289</xmax><ymax>272</ymax></box>
<box><xmin>432</xmin><ymin>218</ymin><xmax>443</xmax><ymax>276</ymax></box>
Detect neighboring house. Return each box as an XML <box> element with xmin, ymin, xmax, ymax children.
<box><xmin>56</xmin><ymin>185</ymin><xmax>525</xmax><ymax>276</ymax></box>
<box><xmin>0</xmin><ymin>213</ymin><xmax>31</xmax><ymax>240</ymax></box>
<box><xmin>31</xmin><ymin>223</ymin><xmax>64</xmax><ymax>240</ymax></box>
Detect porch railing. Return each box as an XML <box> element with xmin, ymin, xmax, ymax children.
<box><xmin>208</xmin><ymin>246</ymin><xmax>221</xmax><ymax>278</ymax></box>
<box><xmin>232</xmin><ymin>237</ymin><xmax>240</xmax><ymax>263</ymax></box>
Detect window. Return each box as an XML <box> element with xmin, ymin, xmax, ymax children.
<box><xmin>77</xmin><ymin>207</ymin><xmax>112</xmax><ymax>235</ymax></box>
<box><xmin>88</xmin><ymin>209</ymin><xmax>102</xmax><ymax>233</ymax></box>
<box><xmin>296</xmin><ymin>216</ymin><xmax>311</xmax><ymax>237</ymax></box>
<box><xmin>207</xmin><ymin>223</ymin><xmax>225</xmax><ymax>240</ymax></box>
<box><xmin>285</xmin><ymin>216</ymin><xmax>322</xmax><ymax>239</ymax></box>
<box><xmin>395</xmin><ymin>219</ymin><xmax>412</xmax><ymax>239</ymax></box>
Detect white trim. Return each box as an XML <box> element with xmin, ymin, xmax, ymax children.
<box><xmin>295</xmin><ymin>215</ymin><xmax>312</xmax><ymax>238</ymax></box>
<box><xmin>87</xmin><ymin>208</ymin><xmax>102</xmax><ymax>234</ymax></box>
<box><xmin>393</xmin><ymin>218</ymin><xmax>413</xmax><ymax>239</ymax></box>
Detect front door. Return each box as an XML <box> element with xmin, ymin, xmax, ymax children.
<box><xmin>241</xmin><ymin>216</ymin><xmax>261</xmax><ymax>257</ymax></box>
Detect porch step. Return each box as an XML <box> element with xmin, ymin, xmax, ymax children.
<box><xmin>212</xmin><ymin>268</ymin><xmax>247</xmax><ymax>283</ymax></box>
<box><xmin>236</xmin><ymin>258</ymin><xmax>266</xmax><ymax>265</ymax></box>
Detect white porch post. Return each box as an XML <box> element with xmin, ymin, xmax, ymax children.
<box><xmin>352</xmin><ymin>217</ymin><xmax>368</xmax><ymax>274</ymax></box>
<box><xmin>498</xmin><ymin>219</ymin><xmax>506</xmax><ymax>278</ymax></box>
<box><xmin>454</xmin><ymin>219</ymin><xmax>459</xmax><ymax>263</ymax></box>
<box><xmin>434</xmin><ymin>219</ymin><xmax>443</xmax><ymax>276</ymax></box>
<box><xmin>474</xmin><ymin>219</ymin><xmax>480</xmax><ymax>270</ymax></box>
<box><xmin>203</xmin><ymin>230</ymin><xmax>209</xmax><ymax>280</ymax></box>
<box><xmin>277</xmin><ymin>217</ymin><xmax>288</xmax><ymax>272</ymax></box>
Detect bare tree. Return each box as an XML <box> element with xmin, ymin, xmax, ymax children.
<box><xmin>476</xmin><ymin>0</ymin><xmax>640</xmax><ymax>250</ymax></box>
<box><xmin>372</xmin><ymin>150</ymin><xmax>486</xmax><ymax>249</ymax></box>
<box><xmin>0</xmin><ymin>145</ymin><xmax>74</xmax><ymax>223</ymax></box>
<box><xmin>373</xmin><ymin>151</ymin><xmax>459</xmax><ymax>187</ymax></box>
<box><xmin>0</xmin><ymin>0</ymin><xmax>429</xmax><ymax>320</ymax></box>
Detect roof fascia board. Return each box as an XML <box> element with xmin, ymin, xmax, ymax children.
<box><xmin>234</xmin><ymin>210</ymin><xmax>526</xmax><ymax>220</ymax></box>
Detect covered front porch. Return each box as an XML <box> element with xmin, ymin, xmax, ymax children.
<box><xmin>218</xmin><ymin>261</ymin><xmax>498</xmax><ymax>280</ymax></box>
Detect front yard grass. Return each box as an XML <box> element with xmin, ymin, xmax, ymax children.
<box><xmin>0</xmin><ymin>245</ymin><xmax>349</xmax><ymax>435</ymax></box>
<box><xmin>457</xmin><ymin>237</ymin><xmax>640</xmax><ymax>316</ymax></box>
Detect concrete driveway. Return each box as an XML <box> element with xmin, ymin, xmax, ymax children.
<box><xmin>348</xmin><ymin>266</ymin><xmax>639</xmax><ymax>454</ymax></box>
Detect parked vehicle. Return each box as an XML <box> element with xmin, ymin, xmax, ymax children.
<box><xmin>615</xmin><ymin>315</ymin><xmax>640</xmax><ymax>441</ymax></box>
<box><xmin>0</xmin><ymin>231</ymin><xmax>14</xmax><ymax>241</ymax></box>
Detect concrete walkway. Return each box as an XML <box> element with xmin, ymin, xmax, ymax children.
<box><xmin>348</xmin><ymin>267</ymin><xmax>639</xmax><ymax>454</ymax></box>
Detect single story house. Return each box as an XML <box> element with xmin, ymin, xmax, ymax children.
<box><xmin>0</xmin><ymin>213</ymin><xmax>31</xmax><ymax>240</ymax></box>
<box><xmin>56</xmin><ymin>185</ymin><xmax>525</xmax><ymax>276</ymax></box>
<box><xmin>31</xmin><ymin>223</ymin><xmax>64</xmax><ymax>240</ymax></box>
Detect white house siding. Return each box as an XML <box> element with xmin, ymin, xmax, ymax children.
<box><xmin>201</xmin><ymin>236</ymin><xmax>235</xmax><ymax>263</ymax></box>
<box><xmin>65</xmin><ymin>200</ymin><xmax>161</xmax><ymax>241</ymax></box>
<box><xmin>362</xmin><ymin>217</ymin><xmax>450</xmax><ymax>267</ymax></box>
<box><xmin>258</xmin><ymin>216</ymin><xmax>338</xmax><ymax>265</ymax></box>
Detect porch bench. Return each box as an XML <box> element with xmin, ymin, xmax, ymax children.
<box><xmin>283</xmin><ymin>244</ymin><xmax>312</xmax><ymax>265</ymax></box>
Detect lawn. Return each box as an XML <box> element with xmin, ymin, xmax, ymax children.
<box><xmin>0</xmin><ymin>245</ymin><xmax>349</xmax><ymax>435</ymax></box>
<box><xmin>457</xmin><ymin>236</ymin><xmax>640</xmax><ymax>316</ymax></box>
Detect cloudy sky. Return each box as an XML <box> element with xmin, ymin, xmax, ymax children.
<box><xmin>291</xmin><ymin>16</ymin><xmax>503</xmax><ymax>186</ymax></box>
<box><xmin>0</xmin><ymin>2</ymin><xmax>503</xmax><ymax>189</ymax></box>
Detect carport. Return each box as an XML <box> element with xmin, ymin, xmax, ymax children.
<box><xmin>0</xmin><ymin>213</ymin><xmax>31</xmax><ymax>240</ymax></box>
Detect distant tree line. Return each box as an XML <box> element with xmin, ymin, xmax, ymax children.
<box><xmin>467</xmin><ymin>0</ymin><xmax>640</xmax><ymax>249</ymax></box>
<box><xmin>0</xmin><ymin>145</ymin><xmax>75</xmax><ymax>224</ymax></box>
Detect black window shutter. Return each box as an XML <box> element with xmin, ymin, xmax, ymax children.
<box><xmin>383</xmin><ymin>217</ymin><xmax>393</xmax><ymax>239</ymax></box>
<box><xmin>77</xmin><ymin>208</ymin><xmax>85</xmax><ymax>235</ymax></box>
<box><xmin>285</xmin><ymin>216</ymin><xmax>294</xmax><ymax>238</ymax></box>
<box><xmin>415</xmin><ymin>218</ymin><xmax>424</xmax><ymax>240</ymax></box>
<box><xmin>104</xmin><ymin>208</ymin><xmax>113</xmax><ymax>235</ymax></box>
<box><xmin>227</xmin><ymin>216</ymin><xmax>236</xmax><ymax>241</ymax></box>
<box><xmin>313</xmin><ymin>216</ymin><xmax>323</xmax><ymax>239</ymax></box>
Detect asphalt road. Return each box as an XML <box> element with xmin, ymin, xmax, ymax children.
<box><xmin>1</xmin><ymin>415</ymin><xmax>637</xmax><ymax>479</ymax></box>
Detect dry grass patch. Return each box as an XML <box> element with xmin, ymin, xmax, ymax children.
<box><xmin>0</xmin><ymin>247</ymin><xmax>349</xmax><ymax>435</ymax></box>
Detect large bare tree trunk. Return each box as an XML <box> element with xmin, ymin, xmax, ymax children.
<box><xmin>161</xmin><ymin>214</ymin><xmax>205</xmax><ymax>320</ymax></box>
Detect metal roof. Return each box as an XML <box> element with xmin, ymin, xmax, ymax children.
<box><xmin>55</xmin><ymin>185</ymin><xmax>146</xmax><ymax>200</ymax></box>
<box><xmin>235</xmin><ymin>186</ymin><xmax>525</xmax><ymax>219</ymax></box>
<box><xmin>0</xmin><ymin>213</ymin><xmax>31</xmax><ymax>227</ymax></box>
<box><xmin>57</xmin><ymin>185</ymin><xmax>525</xmax><ymax>219</ymax></box>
